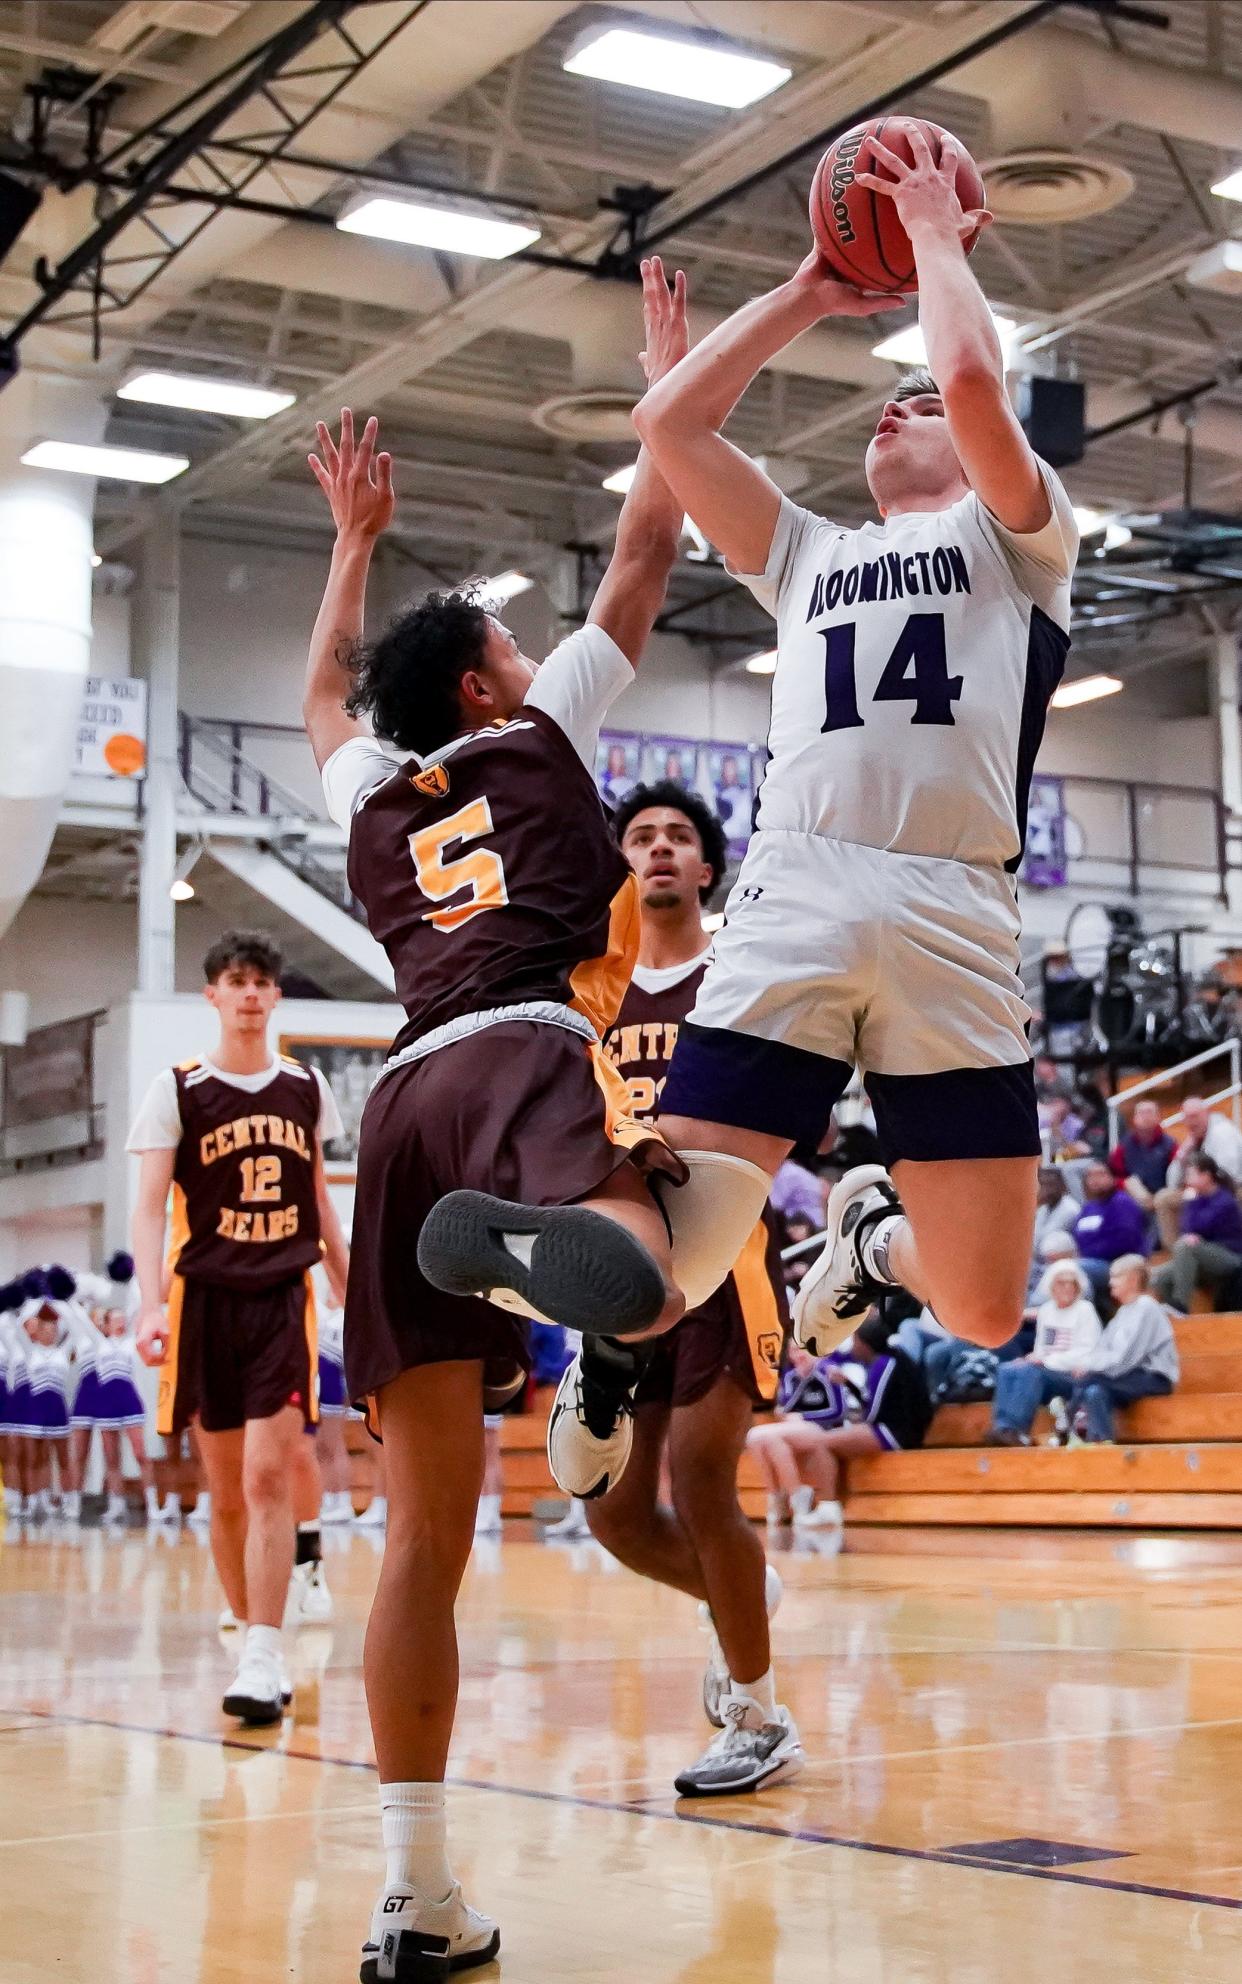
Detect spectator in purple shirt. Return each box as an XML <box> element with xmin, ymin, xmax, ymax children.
<box><xmin>1073</xmin><ymin>1161</ymin><xmax>1150</xmax><ymax>1306</ymax></box>
<box><xmin>1153</xmin><ymin>1156</ymin><xmax>1242</xmax><ymax>1313</ymax></box>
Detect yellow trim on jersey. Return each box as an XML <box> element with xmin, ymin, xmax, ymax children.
<box><xmin>730</xmin><ymin>1220</ymin><xmax>783</xmax><ymax>1403</ymax></box>
<box><xmin>302</xmin><ymin>1273</ymin><xmax>319</xmax><ymax>1424</ymax></box>
<box><xmin>156</xmin><ymin>1274</ymin><xmax>185</xmax><ymax>1439</ymax></box>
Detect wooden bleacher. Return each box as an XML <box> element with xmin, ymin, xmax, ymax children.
<box><xmin>485</xmin><ymin>1314</ymin><xmax>1242</xmax><ymax>1534</ymax></box>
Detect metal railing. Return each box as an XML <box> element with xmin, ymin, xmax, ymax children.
<box><xmin>1104</xmin><ymin>1037</ymin><xmax>1242</xmax><ymax>1138</ymax></box>
<box><xmin>177</xmin><ymin>713</ymin><xmax>367</xmax><ymax>926</ymax></box>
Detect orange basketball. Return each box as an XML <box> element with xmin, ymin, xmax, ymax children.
<box><xmin>809</xmin><ymin>116</ymin><xmax>986</xmax><ymax>295</ymax></box>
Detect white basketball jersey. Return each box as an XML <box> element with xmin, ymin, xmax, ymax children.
<box><xmin>736</xmin><ymin>464</ymin><xmax>1078</xmax><ymax>868</ymax></box>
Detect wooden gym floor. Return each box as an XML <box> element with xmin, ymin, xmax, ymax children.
<box><xmin>2</xmin><ymin>1520</ymin><xmax>1241</xmax><ymax>1981</ymax></box>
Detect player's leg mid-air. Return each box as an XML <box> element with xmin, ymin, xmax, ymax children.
<box><xmin>301</xmin><ymin>261</ymin><xmax>695</xmax><ymax>1982</ymax></box>
<box><xmin>486</xmin><ymin>121</ymin><xmax>1078</xmax><ymax>1471</ymax></box>
<box><xmin>552</xmin><ymin>781</ymin><xmax>801</xmax><ymax>1796</ymax></box>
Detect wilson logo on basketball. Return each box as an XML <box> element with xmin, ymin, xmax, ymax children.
<box><xmin>827</xmin><ymin>131</ymin><xmax>864</xmax><ymax>245</ymax></box>
<box><xmin>411</xmin><ymin>764</ymin><xmax>450</xmax><ymax>798</ymax></box>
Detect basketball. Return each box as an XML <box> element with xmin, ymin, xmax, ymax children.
<box><xmin>809</xmin><ymin>117</ymin><xmax>986</xmax><ymax>294</ymax></box>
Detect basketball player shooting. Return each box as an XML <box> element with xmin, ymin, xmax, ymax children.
<box><xmin>301</xmin><ymin>265</ymin><xmax>692</xmax><ymax>1980</ymax></box>
<box><xmin>465</xmin><ymin>123</ymin><xmax>1080</xmax><ymax>1410</ymax></box>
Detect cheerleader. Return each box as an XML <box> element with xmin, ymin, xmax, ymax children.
<box><xmin>16</xmin><ymin>1271</ymin><xmax>87</xmax><ymax>1518</ymax></box>
<box><xmin>0</xmin><ymin>1282</ymin><xmax>29</xmax><ymax>1517</ymax></box>
<box><xmin>89</xmin><ymin>1307</ymin><xmax>160</xmax><ymax>1525</ymax></box>
<box><xmin>315</xmin><ymin>1303</ymin><xmax>355</xmax><ymax>1524</ymax></box>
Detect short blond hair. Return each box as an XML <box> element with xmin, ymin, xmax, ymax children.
<box><xmin>1109</xmin><ymin>1254</ymin><xmax>1149</xmax><ymax>1285</ymax></box>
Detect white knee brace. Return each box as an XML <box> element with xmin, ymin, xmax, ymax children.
<box><xmin>664</xmin><ymin>1150</ymin><xmax>774</xmax><ymax>1311</ymax></box>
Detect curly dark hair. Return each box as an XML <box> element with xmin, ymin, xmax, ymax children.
<box><xmin>203</xmin><ymin>928</ymin><xmax>283</xmax><ymax>984</ymax></box>
<box><xmin>612</xmin><ymin>779</ymin><xmax>728</xmax><ymax>903</ymax></box>
<box><xmin>345</xmin><ymin>587</ymin><xmax>492</xmax><ymax>756</ymax></box>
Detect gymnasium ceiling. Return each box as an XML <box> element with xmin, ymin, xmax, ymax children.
<box><xmin>2</xmin><ymin>0</ymin><xmax>1242</xmax><ymax>710</ymax></box>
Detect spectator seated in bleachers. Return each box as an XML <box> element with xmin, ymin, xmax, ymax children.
<box><xmin>1109</xmin><ymin>1099</ymin><xmax>1178</xmax><ymax>1223</ymax></box>
<box><xmin>1032</xmin><ymin>1166</ymin><xmax>1081</xmax><ymax>1272</ymax></box>
<box><xmin>1040</xmin><ymin>1093</ymin><xmax>1090</xmax><ymax>1162</ymax></box>
<box><xmin>1155</xmin><ymin>1096</ymin><xmax>1242</xmax><ymax>1251</ymax></box>
<box><xmin>1072</xmin><ymin>1160</ymin><xmax>1150</xmax><ymax>1306</ymax></box>
<box><xmin>1152</xmin><ymin>1155</ymin><xmax>1242</xmax><ymax>1314</ymax></box>
<box><xmin>770</xmin><ymin>1158</ymin><xmax>826</xmax><ymax>1231</ymax></box>
<box><xmin>746</xmin><ymin>1317</ymin><xmax>931</xmax><ymax>1550</ymax></box>
<box><xmin>1069</xmin><ymin>1255</ymin><xmax>1179</xmax><ymax>1442</ymax></box>
<box><xmin>985</xmin><ymin>1262</ymin><xmax>1102</xmax><ymax>1447</ymax></box>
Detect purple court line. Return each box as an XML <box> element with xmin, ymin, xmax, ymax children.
<box><xmin>7</xmin><ymin>1702</ymin><xmax>1242</xmax><ymax>1916</ymax></box>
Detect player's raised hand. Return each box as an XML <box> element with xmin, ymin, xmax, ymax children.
<box><xmin>853</xmin><ymin>120</ymin><xmax>991</xmax><ymax>244</ymax></box>
<box><xmin>789</xmin><ymin>248</ymin><xmax>907</xmax><ymax>319</ymax></box>
<box><xmin>308</xmin><ymin>408</ymin><xmax>395</xmax><ymax>540</ymax></box>
<box><xmin>639</xmin><ymin>256</ymin><xmax>689</xmax><ymax>385</ymax></box>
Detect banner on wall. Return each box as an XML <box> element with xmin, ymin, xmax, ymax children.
<box><xmin>1022</xmin><ymin>774</ymin><xmax>1068</xmax><ymax>888</ymax></box>
<box><xmin>74</xmin><ymin>676</ymin><xmax>147</xmax><ymax>779</ymax></box>
<box><xmin>2</xmin><ymin>1014</ymin><xmax>96</xmax><ymax>1128</ymax></box>
<box><xmin>595</xmin><ymin>731</ymin><xmax>763</xmax><ymax>860</ymax></box>
<box><xmin>279</xmin><ymin>1034</ymin><xmax>388</xmax><ymax>1179</ymax></box>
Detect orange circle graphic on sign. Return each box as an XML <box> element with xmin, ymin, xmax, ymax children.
<box><xmin>104</xmin><ymin>732</ymin><xmax>146</xmax><ymax>777</ymax></box>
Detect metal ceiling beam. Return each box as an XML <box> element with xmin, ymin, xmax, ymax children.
<box><xmin>1</xmin><ymin>0</ymin><xmax>421</xmax><ymax>359</ymax></box>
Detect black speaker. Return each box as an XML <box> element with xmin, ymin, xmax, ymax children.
<box><xmin>1016</xmin><ymin>375</ymin><xmax>1085</xmax><ymax>468</ymax></box>
<box><xmin>0</xmin><ymin>171</ymin><xmax>40</xmax><ymax>268</ymax></box>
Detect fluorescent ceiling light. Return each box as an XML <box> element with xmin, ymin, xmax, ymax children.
<box><xmin>118</xmin><ymin>371</ymin><xmax>295</xmax><ymax>419</ymax></box>
<box><xmin>21</xmin><ymin>439</ymin><xmax>188</xmax><ymax>484</ymax></box>
<box><xmin>482</xmin><ymin>570</ymin><xmax>533</xmax><ymax>605</ymax></box>
<box><xmin>1051</xmin><ymin>673</ymin><xmax>1123</xmax><ymax>709</ymax></box>
<box><xmin>701</xmin><ymin>911</ymin><xmax>726</xmax><ymax>933</ymax></box>
<box><xmin>872</xmin><ymin>313</ymin><xmax>1017</xmax><ymax>369</ymax></box>
<box><xmin>1104</xmin><ymin>521</ymin><xmax>1132</xmax><ymax>550</ymax></box>
<box><xmin>745</xmin><ymin>649</ymin><xmax>778</xmax><ymax>675</ymax></box>
<box><xmin>564</xmin><ymin>26</ymin><xmax>790</xmax><ymax>109</ymax></box>
<box><xmin>602</xmin><ymin>461</ymin><xmax>638</xmax><ymax>494</ymax></box>
<box><xmin>90</xmin><ymin>551</ymin><xmax>102</xmax><ymax>568</ymax></box>
<box><xmin>170</xmin><ymin>877</ymin><xmax>196</xmax><ymax>902</ymax></box>
<box><xmin>337</xmin><ymin>195</ymin><xmax>539</xmax><ymax>259</ymax></box>
<box><xmin>1072</xmin><ymin>505</ymin><xmax>1112</xmax><ymax>536</ymax></box>
<box><xmin>1210</xmin><ymin>167</ymin><xmax>1242</xmax><ymax>202</ymax></box>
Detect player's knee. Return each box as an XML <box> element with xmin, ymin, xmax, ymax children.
<box><xmin>669</xmin><ymin>1449</ymin><xmax>736</xmax><ymax>1535</ymax></box>
<box><xmin>243</xmin><ymin>1455</ymin><xmax>290</xmax><ymax>1510</ymax></box>
<box><xmin>951</xmin><ymin>1299</ymin><xmax>1022</xmax><ymax>1350</ymax></box>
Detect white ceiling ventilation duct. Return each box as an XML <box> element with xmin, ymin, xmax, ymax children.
<box><xmin>975</xmin><ymin>34</ymin><xmax>1134</xmax><ymax>224</ymax></box>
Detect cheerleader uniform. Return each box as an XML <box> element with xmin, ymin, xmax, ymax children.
<box><xmin>74</xmin><ymin>1325</ymin><xmax>145</xmax><ymax>1430</ymax></box>
<box><xmin>21</xmin><ymin>1337</ymin><xmax>75</xmax><ymax>1440</ymax></box>
<box><xmin>317</xmin><ymin>1309</ymin><xmax>358</xmax><ymax>1421</ymax></box>
<box><xmin>3</xmin><ymin>1312</ymin><xmax>32</xmax><ymax>1438</ymax></box>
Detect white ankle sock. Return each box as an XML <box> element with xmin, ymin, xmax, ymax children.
<box><xmin>245</xmin><ymin>1623</ymin><xmax>282</xmax><ymax>1664</ymax></box>
<box><xmin>144</xmin><ymin>1485</ymin><xmax>159</xmax><ymax>1514</ymax></box>
<box><xmin>790</xmin><ymin>1484</ymin><xmax>815</xmax><ymax>1517</ymax></box>
<box><xmin>733</xmin><ymin>1667</ymin><xmax>777</xmax><ymax>1720</ymax></box>
<box><xmin>380</xmin><ymin>1782</ymin><xmax>454</xmax><ymax>1901</ymax></box>
<box><xmin>859</xmin><ymin>1212</ymin><xmax>904</xmax><ymax>1286</ymax></box>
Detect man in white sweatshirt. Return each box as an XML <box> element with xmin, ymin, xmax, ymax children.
<box><xmin>987</xmin><ymin>1261</ymin><xmax>1101</xmax><ymax>1445</ymax></box>
<box><xmin>1069</xmin><ymin>1255</ymin><xmax>1179</xmax><ymax>1443</ymax></box>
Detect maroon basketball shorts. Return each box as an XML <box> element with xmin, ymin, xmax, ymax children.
<box><xmin>635</xmin><ymin>1216</ymin><xmax>785</xmax><ymax>1412</ymax></box>
<box><xmin>158</xmin><ymin>1273</ymin><xmax>317</xmax><ymax>1437</ymax></box>
<box><xmin>345</xmin><ymin>1018</ymin><xmax>678</xmax><ymax>1428</ymax></box>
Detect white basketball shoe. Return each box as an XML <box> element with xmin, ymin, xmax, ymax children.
<box><xmin>361</xmin><ymin>1883</ymin><xmax>500</xmax><ymax>1981</ymax></box>
<box><xmin>793</xmin><ymin>1164</ymin><xmax>901</xmax><ymax>1355</ymax></box>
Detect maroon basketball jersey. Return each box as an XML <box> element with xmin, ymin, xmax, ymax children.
<box><xmin>603</xmin><ymin>957</ymin><xmax>708</xmax><ymax>1123</ymax></box>
<box><xmin>169</xmin><ymin>1059</ymin><xmax>322</xmax><ymax>1289</ymax></box>
<box><xmin>346</xmin><ymin>707</ymin><xmax>639</xmax><ymax>1054</ymax></box>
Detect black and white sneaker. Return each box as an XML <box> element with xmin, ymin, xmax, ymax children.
<box><xmin>221</xmin><ymin>1648</ymin><xmax>285</xmax><ymax>1726</ymax></box>
<box><xmin>361</xmin><ymin>1884</ymin><xmax>499</xmax><ymax>1982</ymax></box>
<box><xmin>547</xmin><ymin>1341</ymin><xmax>645</xmax><ymax>1499</ymax></box>
<box><xmin>417</xmin><ymin>1190</ymin><xmax>667</xmax><ymax>1337</ymax></box>
<box><xmin>792</xmin><ymin>1164</ymin><xmax>900</xmax><ymax>1356</ymax></box>
<box><xmin>674</xmin><ymin>1694</ymin><xmax>804</xmax><ymax>1799</ymax></box>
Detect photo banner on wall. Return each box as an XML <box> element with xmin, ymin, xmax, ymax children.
<box><xmin>595</xmin><ymin>731</ymin><xmax>763</xmax><ymax>859</ymax></box>
<box><xmin>280</xmin><ymin>1035</ymin><xmax>389</xmax><ymax>1179</ymax></box>
<box><xmin>1022</xmin><ymin>774</ymin><xmax>1068</xmax><ymax>888</ymax></box>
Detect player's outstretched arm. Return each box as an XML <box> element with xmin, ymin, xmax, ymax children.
<box><xmin>304</xmin><ymin>409</ymin><xmax>395</xmax><ymax>770</ymax></box>
<box><xmin>585</xmin><ymin>258</ymin><xmax>687</xmax><ymax>668</ymax></box>
<box><xmin>132</xmin><ymin>1146</ymin><xmax>176</xmax><ymax>1366</ymax></box>
<box><xmin>854</xmin><ymin>124</ymin><xmax>1047</xmax><ymax>534</ymax></box>
<box><xmin>633</xmin><ymin>256</ymin><xmax>899</xmax><ymax>573</ymax></box>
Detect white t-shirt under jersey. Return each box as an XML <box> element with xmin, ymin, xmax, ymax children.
<box><xmin>733</xmin><ymin>464</ymin><xmax>1078</xmax><ymax>868</ymax></box>
<box><xmin>320</xmin><ymin>622</ymin><xmax>633</xmax><ymax>832</ymax></box>
<box><xmin>127</xmin><ymin>1057</ymin><xmax>344</xmax><ymax>1151</ymax></box>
